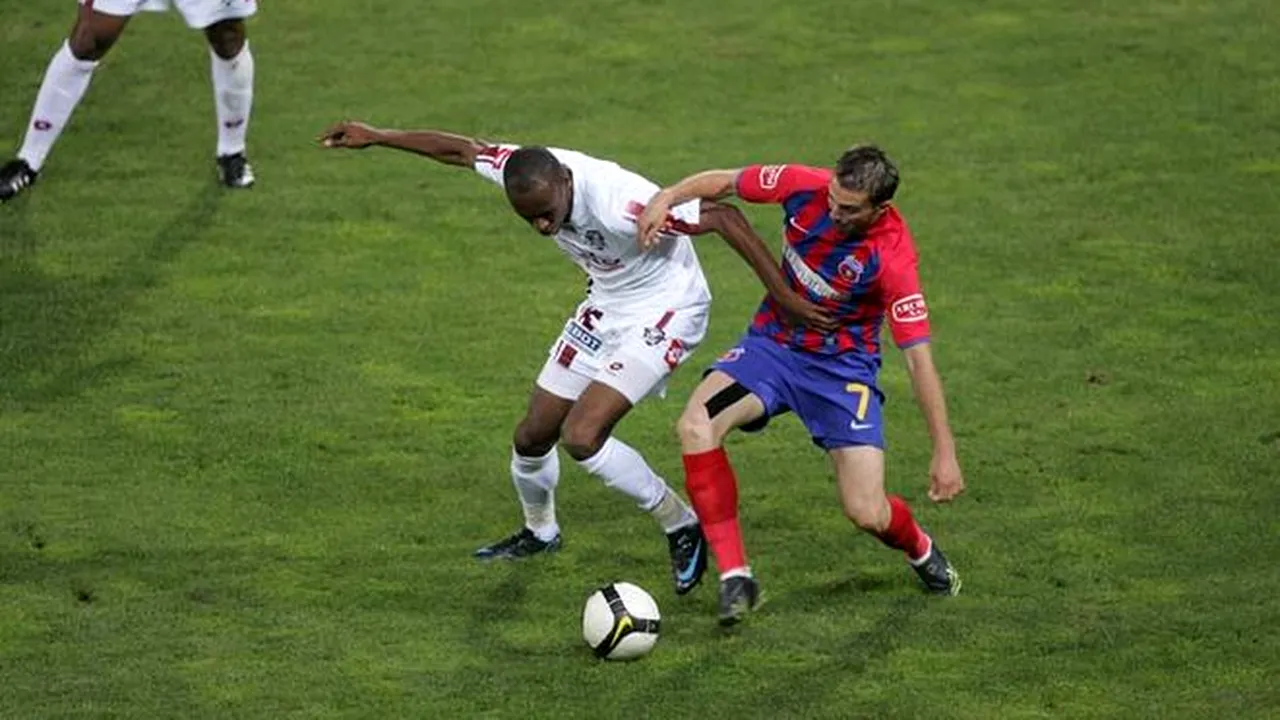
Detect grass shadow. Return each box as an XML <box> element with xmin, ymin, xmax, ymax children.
<box><xmin>752</xmin><ymin>595</ymin><xmax>926</xmax><ymax>717</ymax></box>
<box><xmin>623</xmin><ymin>578</ymin><xmax>927</xmax><ymax>716</ymax></box>
<box><xmin>0</xmin><ymin>184</ymin><xmax>223</xmax><ymax>408</ymax></box>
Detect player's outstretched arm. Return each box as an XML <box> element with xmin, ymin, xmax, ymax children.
<box><xmin>318</xmin><ymin>120</ymin><xmax>485</xmax><ymax>168</ymax></box>
<box><xmin>695</xmin><ymin>202</ymin><xmax>837</xmax><ymax>333</ymax></box>
<box><xmin>638</xmin><ymin>170</ymin><xmax>740</xmax><ymax>249</ymax></box>
<box><xmin>902</xmin><ymin>343</ymin><xmax>965</xmax><ymax>503</ymax></box>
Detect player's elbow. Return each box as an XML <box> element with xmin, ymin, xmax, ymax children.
<box><xmin>458</xmin><ymin>140</ymin><xmax>486</xmax><ymax>167</ymax></box>
<box><xmin>688</xmin><ymin>204</ymin><xmax>723</xmax><ymax>237</ymax></box>
<box><xmin>697</xmin><ymin>202</ymin><xmax>746</xmax><ymax>239</ymax></box>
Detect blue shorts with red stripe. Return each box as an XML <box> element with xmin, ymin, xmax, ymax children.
<box><xmin>710</xmin><ymin>333</ymin><xmax>885</xmax><ymax>450</ymax></box>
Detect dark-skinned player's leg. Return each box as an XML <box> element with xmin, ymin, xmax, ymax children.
<box><xmin>562</xmin><ymin>380</ymin><xmax>707</xmax><ymax>595</ymax></box>
<box><xmin>473</xmin><ymin>386</ymin><xmax>575</xmax><ymax>560</ymax></box>
<box><xmin>201</xmin><ymin>18</ymin><xmax>256</xmax><ymax>188</ymax></box>
<box><xmin>1</xmin><ymin>4</ymin><xmax>130</xmax><ymax>202</ymax></box>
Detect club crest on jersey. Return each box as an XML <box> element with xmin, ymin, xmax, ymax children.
<box><xmin>643</xmin><ymin>326</ymin><xmax>666</xmax><ymax>346</ymax></box>
<box><xmin>582</xmin><ymin>229</ymin><xmax>607</xmax><ymax>251</ymax></box>
<box><xmin>837</xmin><ymin>255</ymin><xmax>865</xmax><ymax>283</ymax></box>
<box><xmin>891</xmin><ymin>293</ymin><xmax>929</xmax><ymax>323</ymax></box>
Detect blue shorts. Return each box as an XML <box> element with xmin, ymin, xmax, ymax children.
<box><xmin>711</xmin><ymin>333</ymin><xmax>885</xmax><ymax>450</ymax></box>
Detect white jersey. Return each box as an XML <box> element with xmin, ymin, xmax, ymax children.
<box><xmin>473</xmin><ymin>144</ymin><xmax>711</xmax><ymax>311</ymax></box>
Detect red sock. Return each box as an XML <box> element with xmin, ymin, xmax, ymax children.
<box><xmin>876</xmin><ymin>494</ymin><xmax>931</xmax><ymax>561</ymax></box>
<box><xmin>683</xmin><ymin>448</ymin><xmax>748</xmax><ymax>574</ymax></box>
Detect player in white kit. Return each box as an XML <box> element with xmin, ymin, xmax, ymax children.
<box><xmin>0</xmin><ymin>0</ymin><xmax>258</xmax><ymax>202</ymax></box>
<box><xmin>318</xmin><ymin>120</ymin><xmax>834</xmax><ymax>595</ymax></box>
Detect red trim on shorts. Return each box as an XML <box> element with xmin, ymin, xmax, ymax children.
<box><xmin>556</xmin><ymin>343</ymin><xmax>578</xmax><ymax>368</ymax></box>
<box><xmin>654</xmin><ymin>310</ymin><xmax>675</xmax><ymax>331</ymax></box>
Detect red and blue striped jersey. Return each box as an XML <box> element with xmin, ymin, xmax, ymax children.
<box><xmin>735</xmin><ymin>164</ymin><xmax>931</xmax><ymax>359</ymax></box>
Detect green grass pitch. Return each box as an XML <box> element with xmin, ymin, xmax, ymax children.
<box><xmin>2</xmin><ymin>0</ymin><xmax>1278</xmax><ymax>717</ymax></box>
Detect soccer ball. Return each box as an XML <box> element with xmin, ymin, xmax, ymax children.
<box><xmin>582</xmin><ymin>582</ymin><xmax>661</xmax><ymax>661</ymax></box>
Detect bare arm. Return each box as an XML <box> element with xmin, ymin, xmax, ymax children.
<box><xmin>693</xmin><ymin>202</ymin><xmax>837</xmax><ymax>333</ymax></box>
<box><xmin>655</xmin><ymin>170</ymin><xmax>739</xmax><ymax>204</ymax></box>
<box><xmin>638</xmin><ymin>170</ymin><xmax>741</xmax><ymax>247</ymax></box>
<box><xmin>318</xmin><ymin>120</ymin><xmax>485</xmax><ymax>168</ymax></box>
<box><xmin>902</xmin><ymin>343</ymin><xmax>965</xmax><ymax>502</ymax></box>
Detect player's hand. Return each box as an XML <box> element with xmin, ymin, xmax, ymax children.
<box><xmin>928</xmin><ymin>451</ymin><xmax>965</xmax><ymax>503</ymax></box>
<box><xmin>637</xmin><ymin>193</ymin><xmax>675</xmax><ymax>250</ymax></box>
<box><xmin>776</xmin><ymin>292</ymin><xmax>839</xmax><ymax>333</ymax></box>
<box><xmin>318</xmin><ymin>120</ymin><xmax>380</xmax><ymax>149</ymax></box>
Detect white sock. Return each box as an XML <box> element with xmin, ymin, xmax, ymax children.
<box><xmin>210</xmin><ymin>42</ymin><xmax>254</xmax><ymax>157</ymax></box>
<box><xmin>17</xmin><ymin>42</ymin><xmax>98</xmax><ymax>172</ymax></box>
<box><xmin>511</xmin><ymin>446</ymin><xmax>560</xmax><ymax>542</ymax></box>
<box><xmin>577</xmin><ymin>437</ymin><xmax>696</xmax><ymax>532</ymax></box>
<box><xmin>648</xmin><ymin>489</ymin><xmax>699</xmax><ymax>534</ymax></box>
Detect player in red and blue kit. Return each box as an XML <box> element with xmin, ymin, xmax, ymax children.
<box><xmin>639</xmin><ymin>146</ymin><xmax>966</xmax><ymax>624</ymax></box>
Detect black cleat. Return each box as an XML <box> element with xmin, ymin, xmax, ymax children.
<box><xmin>473</xmin><ymin>527</ymin><xmax>561</xmax><ymax>561</ymax></box>
<box><xmin>0</xmin><ymin>159</ymin><xmax>38</xmax><ymax>203</ymax></box>
<box><xmin>667</xmin><ymin>523</ymin><xmax>708</xmax><ymax>596</ymax></box>
<box><xmin>217</xmin><ymin>152</ymin><xmax>255</xmax><ymax>189</ymax></box>
<box><xmin>718</xmin><ymin>574</ymin><xmax>761</xmax><ymax>626</ymax></box>
<box><xmin>911</xmin><ymin>537</ymin><xmax>961</xmax><ymax>596</ymax></box>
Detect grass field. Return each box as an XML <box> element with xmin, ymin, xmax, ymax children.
<box><xmin>2</xmin><ymin>0</ymin><xmax>1279</xmax><ymax>717</ymax></box>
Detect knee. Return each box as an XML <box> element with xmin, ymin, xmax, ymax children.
<box><xmin>676</xmin><ymin>406</ymin><xmax>720</xmax><ymax>453</ymax></box>
<box><xmin>68</xmin><ymin>23</ymin><xmax>117</xmax><ymax>61</ymax></box>
<box><xmin>560</xmin><ymin>419</ymin><xmax>607</xmax><ymax>462</ymax></box>
<box><xmin>513</xmin><ymin>420</ymin><xmax>556</xmax><ymax>459</ymax></box>
<box><xmin>842</xmin><ymin>496</ymin><xmax>889</xmax><ymax>533</ymax></box>
<box><xmin>205</xmin><ymin>19</ymin><xmax>246</xmax><ymax>59</ymax></box>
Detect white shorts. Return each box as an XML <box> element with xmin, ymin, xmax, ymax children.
<box><xmin>80</xmin><ymin>0</ymin><xmax>257</xmax><ymax>29</ymax></box>
<box><xmin>535</xmin><ymin>300</ymin><xmax>711</xmax><ymax>405</ymax></box>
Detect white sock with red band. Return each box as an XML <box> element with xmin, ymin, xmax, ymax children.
<box><xmin>211</xmin><ymin>42</ymin><xmax>254</xmax><ymax>157</ymax></box>
<box><xmin>511</xmin><ymin>446</ymin><xmax>560</xmax><ymax>542</ymax></box>
<box><xmin>578</xmin><ymin>437</ymin><xmax>696</xmax><ymax>532</ymax></box>
<box><xmin>18</xmin><ymin>42</ymin><xmax>97</xmax><ymax>171</ymax></box>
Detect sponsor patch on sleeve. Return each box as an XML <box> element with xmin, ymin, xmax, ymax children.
<box><xmin>758</xmin><ymin>165</ymin><xmax>786</xmax><ymax>189</ymax></box>
<box><xmin>891</xmin><ymin>293</ymin><xmax>929</xmax><ymax>323</ymax></box>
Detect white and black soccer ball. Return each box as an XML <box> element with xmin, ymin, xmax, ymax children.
<box><xmin>582</xmin><ymin>582</ymin><xmax>661</xmax><ymax>661</ymax></box>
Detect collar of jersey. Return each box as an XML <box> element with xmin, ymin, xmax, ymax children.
<box><xmin>563</xmin><ymin>168</ymin><xmax>590</xmax><ymax>231</ymax></box>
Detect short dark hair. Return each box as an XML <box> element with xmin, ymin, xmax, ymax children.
<box><xmin>504</xmin><ymin>146</ymin><xmax>561</xmax><ymax>195</ymax></box>
<box><xmin>834</xmin><ymin>145</ymin><xmax>899</xmax><ymax>205</ymax></box>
